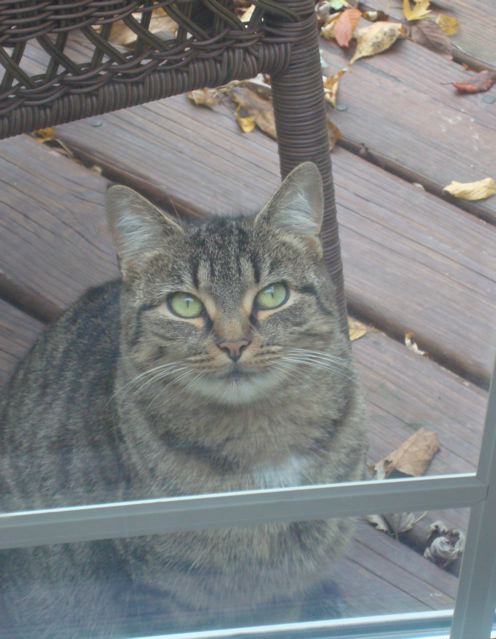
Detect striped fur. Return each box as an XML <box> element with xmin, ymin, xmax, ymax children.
<box><xmin>0</xmin><ymin>164</ymin><xmax>366</xmax><ymax>637</ymax></box>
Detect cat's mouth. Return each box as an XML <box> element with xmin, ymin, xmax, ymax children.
<box><xmin>217</xmin><ymin>365</ymin><xmax>259</xmax><ymax>382</ymax></box>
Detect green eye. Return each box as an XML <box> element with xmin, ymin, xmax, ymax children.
<box><xmin>168</xmin><ymin>292</ymin><xmax>204</xmax><ymax>318</ymax></box>
<box><xmin>255</xmin><ymin>282</ymin><xmax>289</xmax><ymax>310</ymax></box>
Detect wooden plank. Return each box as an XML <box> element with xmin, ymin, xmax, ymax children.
<box><xmin>320</xmin><ymin>39</ymin><xmax>496</xmax><ymax>224</ymax></box>
<box><xmin>21</xmin><ymin>31</ymin><xmax>496</xmax><ymax>225</ymax></box>
<box><xmin>0</xmin><ymin>137</ymin><xmax>118</xmax><ymax>321</ymax></box>
<box><xmin>53</xmin><ymin>98</ymin><xmax>496</xmax><ymax>384</ymax></box>
<box><xmin>0</xmin><ymin>300</ymin><xmax>43</xmax><ymax>386</ymax></box>
<box><xmin>364</xmin><ymin>0</ymin><xmax>496</xmax><ymax>70</ymax></box>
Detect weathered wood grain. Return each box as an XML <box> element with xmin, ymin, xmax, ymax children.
<box><xmin>0</xmin><ymin>300</ymin><xmax>43</xmax><ymax>386</ymax></box>
<box><xmin>364</xmin><ymin>0</ymin><xmax>496</xmax><ymax>70</ymax></box>
<box><xmin>54</xmin><ymin>98</ymin><xmax>496</xmax><ymax>384</ymax></box>
<box><xmin>0</xmin><ymin>137</ymin><xmax>118</xmax><ymax>321</ymax></box>
<box><xmin>21</xmin><ymin>28</ymin><xmax>496</xmax><ymax>224</ymax></box>
<box><xmin>320</xmin><ymin>38</ymin><xmax>496</xmax><ymax>224</ymax></box>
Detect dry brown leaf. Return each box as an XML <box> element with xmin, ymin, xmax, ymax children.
<box><xmin>231</xmin><ymin>87</ymin><xmax>276</xmax><ymax>139</ymax></box>
<box><xmin>366</xmin><ymin>514</ymin><xmax>389</xmax><ymax>533</ymax></box>
<box><xmin>403</xmin><ymin>0</ymin><xmax>431</xmax><ymax>21</ymax></box>
<box><xmin>452</xmin><ymin>70</ymin><xmax>496</xmax><ymax>94</ymax></box>
<box><xmin>405</xmin><ymin>331</ymin><xmax>427</xmax><ymax>356</ymax></box>
<box><xmin>384</xmin><ymin>511</ymin><xmax>427</xmax><ymax>537</ymax></box>
<box><xmin>435</xmin><ymin>13</ymin><xmax>459</xmax><ymax>35</ymax></box>
<box><xmin>108</xmin><ymin>9</ymin><xmax>177</xmax><ymax>47</ymax></box>
<box><xmin>327</xmin><ymin>117</ymin><xmax>342</xmax><ymax>150</ymax></box>
<box><xmin>187</xmin><ymin>88</ymin><xmax>221</xmax><ymax>109</ymax></box>
<box><xmin>443</xmin><ymin>178</ymin><xmax>496</xmax><ymax>201</ymax></box>
<box><xmin>408</xmin><ymin>20</ymin><xmax>452</xmax><ymax>56</ymax></box>
<box><xmin>334</xmin><ymin>7</ymin><xmax>362</xmax><ymax>47</ymax></box>
<box><xmin>424</xmin><ymin>521</ymin><xmax>465</xmax><ymax>567</ymax></box>
<box><xmin>348</xmin><ymin>317</ymin><xmax>368</xmax><ymax>341</ymax></box>
<box><xmin>350</xmin><ymin>22</ymin><xmax>406</xmax><ymax>64</ymax></box>
<box><xmin>323</xmin><ymin>69</ymin><xmax>347</xmax><ymax>107</ymax></box>
<box><xmin>372</xmin><ymin>428</ymin><xmax>440</xmax><ymax>478</ymax></box>
<box><xmin>320</xmin><ymin>13</ymin><xmax>341</xmax><ymax>41</ymax></box>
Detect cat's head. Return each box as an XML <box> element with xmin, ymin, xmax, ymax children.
<box><xmin>107</xmin><ymin>163</ymin><xmax>347</xmax><ymax>405</ymax></box>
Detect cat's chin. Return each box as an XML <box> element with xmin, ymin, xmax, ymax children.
<box><xmin>188</xmin><ymin>368</ymin><xmax>285</xmax><ymax>405</ymax></box>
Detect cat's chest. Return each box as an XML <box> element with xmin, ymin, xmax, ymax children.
<box><xmin>249</xmin><ymin>455</ymin><xmax>309</xmax><ymax>489</ymax></box>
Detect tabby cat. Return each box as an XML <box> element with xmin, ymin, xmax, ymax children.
<box><xmin>0</xmin><ymin>162</ymin><xmax>366</xmax><ymax>637</ymax></box>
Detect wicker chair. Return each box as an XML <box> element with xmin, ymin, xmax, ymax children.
<box><xmin>0</xmin><ymin>0</ymin><xmax>346</xmax><ymax>325</ymax></box>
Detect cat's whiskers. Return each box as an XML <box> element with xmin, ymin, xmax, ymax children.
<box><xmin>282</xmin><ymin>348</ymin><xmax>353</xmax><ymax>381</ymax></box>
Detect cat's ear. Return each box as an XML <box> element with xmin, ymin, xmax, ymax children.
<box><xmin>255</xmin><ymin>162</ymin><xmax>323</xmax><ymax>238</ymax></box>
<box><xmin>106</xmin><ymin>185</ymin><xmax>183</xmax><ymax>277</ymax></box>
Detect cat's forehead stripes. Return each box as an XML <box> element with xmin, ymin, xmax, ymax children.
<box><xmin>189</xmin><ymin>219</ymin><xmax>262</xmax><ymax>301</ymax></box>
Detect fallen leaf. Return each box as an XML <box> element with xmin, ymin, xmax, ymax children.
<box><xmin>321</xmin><ymin>13</ymin><xmax>341</xmax><ymax>41</ymax></box>
<box><xmin>236</xmin><ymin>111</ymin><xmax>256</xmax><ymax>133</ymax></box>
<box><xmin>362</xmin><ymin>10</ymin><xmax>389</xmax><ymax>22</ymax></box>
<box><xmin>443</xmin><ymin>177</ymin><xmax>496</xmax><ymax>201</ymax></box>
<box><xmin>334</xmin><ymin>7</ymin><xmax>362</xmax><ymax>47</ymax></box>
<box><xmin>405</xmin><ymin>331</ymin><xmax>427</xmax><ymax>356</ymax></box>
<box><xmin>424</xmin><ymin>521</ymin><xmax>465</xmax><ymax>567</ymax></box>
<box><xmin>316</xmin><ymin>1</ymin><xmax>334</xmax><ymax>27</ymax></box>
<box><xmin>452</xmin><ymin>70</ymin><xmax>496</xmax><ymax>94</ymax></box>
<box><xmin>403</xmin><ymin>0</ymin><xmax>431</xmax><ymax>21</ymax></box>
<box><xmin>34</xmin><ymin>127</ymin><xmax>56</xmax><ymax>142</ymax></box>
<box><xmin>323</xmin><ymin>69</ymin><xmax>347</xmax><ymax>107</ymax></box>
<box><xmin>372</xmin><ymin>427</ymin><xmax>440</xmax><ymax>478</ymax></box>
<box><xmin>240</xmin><ymin>4</ymin><xmax>255</xmax><ymax>22</ymax></box>
<box><xmin>350</xmin><ymin>22</ymin><xmax>406</xmax><ymax>64</ymax></box>
<box><xmin>327</xmin><ymin>117</ymin><xmax>342</xmax><ymax>150</ymax></box>
<box><xmin>231</xmin><ymin>87</ymin><xmax>276</xmax><ymax>139</ymax></box>
<box><xmin>348</xmin><ymin>317</ymin><xmax>368</xmax><ymax>341</ymax></box>
<box><xmin>366</xmin><ymin>514</ymin><xmax>389</xmax><ymax>532</ymax></box>
<box><xmin>435</xmin><ymin>13</ymin><xmax>459</xmax><ymax>35</ymax></box>
<box><xmin>187</xmin><ymin>88</ymin><xmax>221</xmax><ymax>108</ymax></box>
<box><xmin>408</xmin><ymin>20</ymin><xmax>452</xmax><ymax>56</ymax></box>
<box><xmin>385</xmin><ymin>511</ymin><xmax>426</xmax><ymax>537</ymax></box>
<box><xmin>108</xmin><ymin>9</ymin><xmax>177</xmax><ymax>47</ymax></box>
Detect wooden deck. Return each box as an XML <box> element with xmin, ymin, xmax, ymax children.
<box><xmin>1</xmin><ymin>0</ymin><xmax>495</xmax><ymax>626</ymax></box>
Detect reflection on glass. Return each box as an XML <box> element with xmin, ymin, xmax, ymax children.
<box><xmin>0</xmin><ymin>509</ymin><xmax>465</xmax><ymax>638</ymax></box>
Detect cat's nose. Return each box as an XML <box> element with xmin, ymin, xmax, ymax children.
<box><xmin>216</xmin><ymin>338</ymin><xmax>251</xmax><ymax>362</ymax></box>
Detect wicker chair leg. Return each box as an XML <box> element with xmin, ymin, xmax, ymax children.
<box><xmin>269</xmin><ymin>1</ymin><xmax>347</xmax><ymax>332</ymax></box>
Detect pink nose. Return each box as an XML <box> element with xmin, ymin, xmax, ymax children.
<box><xmin>216</xmin><ymin>338</ymin><xmax>251</xmax><ymax>362</ymax></box>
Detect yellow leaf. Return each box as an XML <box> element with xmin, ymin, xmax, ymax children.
<box><xmin>443</xmin><ymin>178</ymin><xmax>496</xmax><ymax>201</ymax></box>
<box><xmin>435</xmin><ymin>14</ymin><xmax>459</xmax><ymax>36</ymax></box>
<box><xmin>350</xmin><ymin>22</ymin><xmax>406</xmax><ymax>64</ymax></box>
<box><xmin>240</xmin><ymin>5</ymin><xmax>255</xmax><ymax>22</ymax></box>
<box><xmin>403</xmin><ymin>0</ymin><xmax>431</xmax><ymax>21</ymax></box>
<box><xmin>323</xmin><ymin>69</ymin><xmax>347</xmax><ymax>107</ymax></box>
<box><xmin>236</xmin><ymin>111</ymin><xmax>256</xmax><ymax>134</ymax></box>
<box><xmin>187</xmin><ymin>88</ymin><xmax>220</xmax><ymax>108</ymax></box>
<box><xmin>231</xmin><ymin>87</ymin><xmax>276</xmax><ymax>139</ymax></box>
<box><xmin>348</xmin><ymin>317</ymin><xmax>368</xmax><ymax>341</ymax></box>
<box><xmin>34</xmin><ymin>127</ymin><xmax>56</xmax><ymax>142</ymax></box>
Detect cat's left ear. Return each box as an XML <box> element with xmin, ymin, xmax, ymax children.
<box><xmin>106</xmin><ymin>185</ymin><xmax>183</xmax><ymax>278</ymax></box>
<box><xmin>255</xmin><ymin>162</ymin><xmax>323</xmax><ymax>238</ymax></box>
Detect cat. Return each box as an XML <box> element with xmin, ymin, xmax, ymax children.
<box><xmin>0</xmin><ymin>162</ymin><xmax>366</xmax><ymax>638</ymax></box>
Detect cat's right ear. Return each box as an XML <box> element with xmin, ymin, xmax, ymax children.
<box><xmin>106</xmin><ymin>185</ymin><xmax>183</xmax><ymax>278</ymax></box>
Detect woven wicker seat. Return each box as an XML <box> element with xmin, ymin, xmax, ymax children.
<box><xmin>0</xmin><ymin>0</ymin><xmax>346</xmax><ymax>323</ymax></box>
